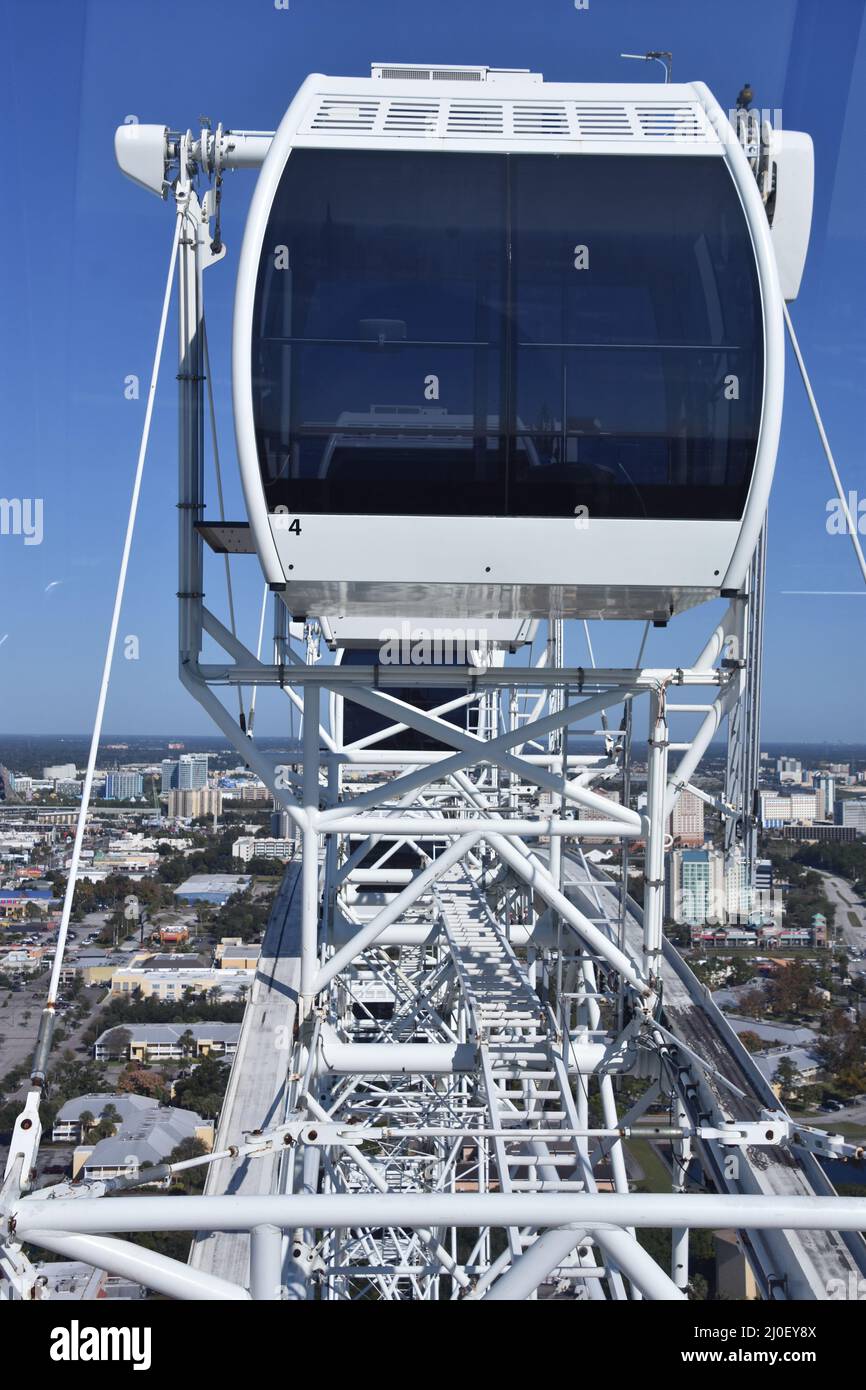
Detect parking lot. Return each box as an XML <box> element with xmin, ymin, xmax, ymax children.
<box><xmin>0</xmin><ymin>912</ymin><xmax>132</xmax><ymax>1080</ymax></box>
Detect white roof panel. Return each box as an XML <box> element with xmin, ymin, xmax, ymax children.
<box><xmin>293</xmin><ymin>77</ymin><xmax>723</xmax><ymax>154</ymax></box>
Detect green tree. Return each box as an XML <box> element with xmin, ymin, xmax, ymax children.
<box><xmin>165</xmin><ymin>1136</ymin><xmax>209</xmax><ymax>1193</ymax></box>
<box><xmin>172</xmin><ymin>1055</ymin><xmax>229</xmax><ymax>1120</ymax></box>
<box><xmin>99</xmin><ymin>1026</ymin><xmax>133</xmax><ymax>1059</ymax></box>
<box><xmin>773</xmin><ymin>1056</ymin><xmax>798</xmax><ymax>1102</ymax></box>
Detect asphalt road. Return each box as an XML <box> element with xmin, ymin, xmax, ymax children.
<box><xmin>817</xmin><ymin>870</ymin><xmax>866</xmax><ymax>954</ymax></box>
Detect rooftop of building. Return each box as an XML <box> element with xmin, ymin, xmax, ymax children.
<box><xmin>173</xmin><ymin>873</ymin><xmax>250</xmax><ymax>893</ymax></box>
<box><xmin>95</xmin><ymin>1021</ymin><xmax>241</xmax><ymax>1045</ymax></box>
<box><xmin>131</xmin><ymin>952</ymin><xmax>210</xmax><ymax>970</ymax></box>
<box><xmin>752</xmin><ymin>1047</ymin><xmax>821</xmax><ymax>1082</ymax></box>
<box><xmin>56</xmin><ymin>1093</ymin><xmax>165</xmax><ymax>1123</ymax></box>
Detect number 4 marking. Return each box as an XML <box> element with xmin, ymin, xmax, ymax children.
<box><xmin>273</xmin><ymin>506</ymin><xmax>302</xmax><ymax>535</ymax></box>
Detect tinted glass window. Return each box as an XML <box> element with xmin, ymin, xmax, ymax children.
<box><xmin>510</xmin><ymin>155</ymin><xmax>762</xmax><ymax>519</ymax></box>
<box><xmin>251</xmin><ymin>150</ymin><xmax>762</xmax><ymax>519</ymax></box>
<box><xmin>341</xmin><ymin>648</ymin><xmax>468</xmax><ymax>751</ymax></box>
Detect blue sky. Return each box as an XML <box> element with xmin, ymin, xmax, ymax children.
<box><xmin>0</xmin><ymin>0</ymin><xmax>864</xmax><ymax>739</ymax></box>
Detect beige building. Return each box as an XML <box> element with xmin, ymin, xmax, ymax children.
<box><xmin>760</xmin><ymin>790</ymin><xmax>818</xmax><ymax>825</ymax></box>
<box><xmin>94</xmin><ymin>1022</ymin><xmax>240</xmax><ymax>1062</ymax></box>
<box><xmin>110</xmin><ymin>952</ymin><xmax>252</xmax><ymax>1001</ymax></box>
<box><xmin>715</xmin><ymin>1230</ymin><xmax>758</xmax><ymax>1300</ymax></box>
<box><xmin>215</xmin><ymin>937</ymin><xmax>262</xmax><ymax>970</ymax></box>
<box><xmin>224</xmin><ymin>781</ymin><xmax>271</xmax><ymax>803</ymax></box>
<box><xmin>61</xmin><ymin>952</ymin><xmax>121</xmax><ymax>987</ymax></box>
<box><xmin>668</xmin><ymin>787</ymin><xmax>705</xmax><ymax>845</ymax></box>
<box><xmin>53</xmin><ymin>1094</ymin><xmax>214</xmax><ymax>1180</ymax></box>
<box><xmin>576</xmin><ymin>789</ymin><xmax>621</xmax><ymax>822</ymax></box>
<box><xmin>166</xmin><ymin>786</ymin><xmax>223</xmax><ymax>819</ymax></box>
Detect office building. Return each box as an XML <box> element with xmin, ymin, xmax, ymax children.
<box><xmin>759</xmin><ymin>790</ymin><xmax>818</xmax><ymax>826</ymax></box>
<box><xmin>776</xmin><ymin>757</ymin><xmax>802</xmax><ymax>785</ymax></box>
<box><xmin>102</xmin><ymin>772</ymin><xmax>144</xmax><ymax>800</ymax></box>
<box><xmin>223</xmin><ymin>780</ymin><xmax>271</xmax><ymax>803</ymax></box>
<box><xmin>668</xmin><ymin>787</ymin><xmax>705</xmax><ymax>845</ymax></box>
<box><xmin>178</xmin><ymin>754</ymin><xmax>209</xmax><ymax>790</ymax></box>
<box><xmin>162</xmin><ymin>753</ymin><xmax>209</xmax><ymax>792</ymax></box>
<box><xmin>781</xmin><ymin>824</ymin><xmax>858</xmax><ymax>843</ymax></box>
<box><xmin>55</xmin><ymin>779</ymin><xmax>83</xmax><ymax>798</ymax></box>
<box><xmin>755</xmin><ymin>859</ymin><xmax>773</xmax><ymax>892</ymax></box>
<box><xmin>576</xmin><ymin>789</ymin><xmax>621</xmax><ymax>822</ymax></box>
<box><xmin>111</xmin><ymin>952</ymin><xmax>253</xmax><ymax>1000</ymax></box>
<box><xmin>43</xmin><ymin>762</ymin><xmax>77</xmax><ymax>782</ymax></box>
<box><xmin>271</xmin><ymin>809</ymin><xmax>294</xmax><ymax>838</ymax></box>
<box><xmin>666</xmin><ymin>848</ymin><xmax>752</xmax><ymax>926</ymax></box>
<box><xmin>232</xmin><ymin>835</ymin><xmax>295</xmax><ymax>863</ymax></box>
<box><xmin>815</xmin><ymin>774</ymin><xmax>835</xmax><ymax>821</ymax></box>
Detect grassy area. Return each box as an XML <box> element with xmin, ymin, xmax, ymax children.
<box><xmin>824</xmin><ymin>1120</ymin><xmax>866</xmax><ymax>1141</ymax></box>
<box><xmin>848</xmin><ymin>912</ymin><xmax>862</xmax><ymax>931</ymax></box>
<box><xmin>627</xmin><ymin>1138</ymin><xmax>673</xmax><ymax>1193</ymax></box>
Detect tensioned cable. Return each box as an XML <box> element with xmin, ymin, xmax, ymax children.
<box><xmin>784</xmin><ymin>302</ymin><xmax>866</xmax><ymax>588</ymax></box>
<box><xmin>26</xmin><ymin>212</ymin><xmax>182</xmax><ymax>1088</ymax></box>
<box><xmin>246</xmin><ymin>581</ymin><xmax>269</xmax><ymax>737</ymax></box>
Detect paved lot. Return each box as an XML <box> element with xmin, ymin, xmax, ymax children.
<box><xmin>817</xmin><ymin>870</ymin><xmax>866</xmax><ymax>952</ymax></box>
<box><xmin>0</xmin><ymin>973</ymin><xmax>48</xmax><ymax>1078</ymax></box>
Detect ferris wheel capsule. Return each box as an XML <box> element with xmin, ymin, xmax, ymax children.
<box><xmin>229</xmin><ymin>68</ymin><xmax>811</xmax><ymax>622</ymax></box>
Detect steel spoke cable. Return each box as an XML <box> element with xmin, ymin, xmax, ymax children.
<box><xmin>245</xmin><ymin>581</ymin><xmax>270</xmax><ymax>737</ymax></box>
<box><xmin>16</xmin><ymin>212</ymin><xmax>182</xmax><ymax>1124</ymax></box>
<box><xmin>784</xmin><ymin>302</ymin><xmax>866</xmax><ymax>587</ymax></box>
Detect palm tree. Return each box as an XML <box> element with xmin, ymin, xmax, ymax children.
<box><xmin>100</xmin><ymin>1102</ymin><xmax>122</xmax><ymax>1136</ymax></box>
<box><xmin>773</xmin><ymin>1057</ymin><xmax>798</xmax><ymax>1103</ymax></box>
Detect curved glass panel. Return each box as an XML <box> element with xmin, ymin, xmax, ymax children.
<box><xmin>251</xmin><ymin>149</ymin><xmax>763</xmax><ymax>519</ymax></box>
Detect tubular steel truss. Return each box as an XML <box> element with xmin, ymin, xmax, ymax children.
<box><xmin>3</xmin><ymin>132</ymin><xmax>866</xmax><ymax>1306</ymax></box>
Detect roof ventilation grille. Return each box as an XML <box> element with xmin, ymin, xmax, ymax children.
<box><xmin>512</xmin><ymin>103</ymin><xmax>570</xmax><ymax>135</ymax></box>
<box><xmin>446</xmin><ymin>101</ymin><xmax>505</xmax><ymax>135</ymax></box>
<box><xmin>635</xmin><ymin>104</ymin><xmax>705</xmax><ymax>139</ymax></box>
<box><xmin>383</xmin><ymin>100</ymin><xmax>441</xmax><ymax>135</ymax></box>
<box><xmin>572</xmin><ymin>104</ymin><xmax>633</xmax><ymax>137</ymax></box>
<box><xmin>310</xmin><ymin>98</ymin><xmax>380</xmax><ymax>132</ymax></box>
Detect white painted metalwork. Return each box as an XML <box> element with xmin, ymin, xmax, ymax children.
<box><xmin>226</xmin><ymin>74</ymin><xmax>789</xmax><ymax>620</ymax></box>
<box><xmin>3</xmin><ymin>63</ymin><xmax>861</xmax><ymax>1306</ymax></box>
